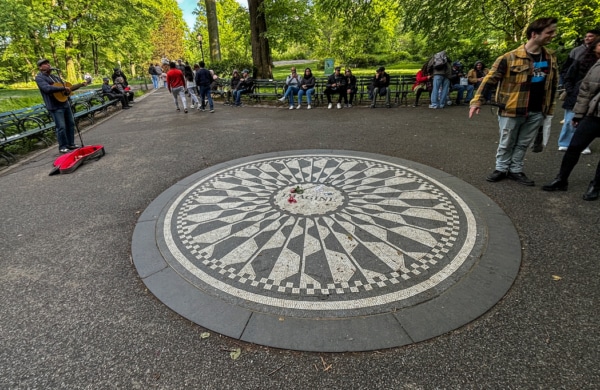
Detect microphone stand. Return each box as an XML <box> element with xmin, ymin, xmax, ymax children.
<box><xmin>53</xmin><ymin>67</ymin><xmax>84</xmax><ymax>148</ymax></box>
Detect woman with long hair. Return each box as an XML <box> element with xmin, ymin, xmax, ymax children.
<box><xmin>297</xmin><ymin>68</ymin><xmax>316</xmax><ymax>109</ymax></box>
<box><xmin>184</xmin><ymin>65</ymin><xmax>200</xmax><ymax>109</ymax></box>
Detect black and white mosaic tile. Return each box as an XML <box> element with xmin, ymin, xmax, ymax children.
<box><xmin>134</xmin><ymin>151</ymin><xmax>520</xmax><ymax>351</ymax></box>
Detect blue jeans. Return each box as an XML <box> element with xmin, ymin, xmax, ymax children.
<box><xmin>283</xmin><ymin>86</ymin><xmax>299</xmax><ymax>105</ymax></box>
<box><xmin>452</xmin><ymin>84</ymin><xmax>474</xmax><ymax>103</ymax></box>
<box><xmin>151</xmin><ymin>75</ymin><xmax>159</xmax><ymax>89</ymax></box>
<box><xmin>199</xmin><ymin>85</ymin><xmax>214</xmax><ymax>110</ymax></box>
<box><xmin>431</xmin><ymin>75</ymin><xmax>449</xmax><ymax>108</ymax></box>
<box><xmin>233</xmin><ymin>89</ymin><xmax>247</xmax><ymax>105</ymax></box>
<box><xmin>297</xmin><ymin>88</ymin><xmax>314</xmax><ymax>105</ymax></box>
<box><xmin>557</xmin><ymin>109</ymin><xmax>575</xmax><ymax>148</ymax></box>
<box><xmin>496</xmin><ymin>112</ymin><xmax>544</xmax><ymax>173</ymax></box>
<box><xmin>49</xmin><ymin>107</ymin><xmax>75</xmax><ymax>150</ymax></box>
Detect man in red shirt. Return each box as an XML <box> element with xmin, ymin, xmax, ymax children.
<box><xmin>166</xmin><ymin>61</ymin><xmax>188</xmax><ymax>113</ymax></box>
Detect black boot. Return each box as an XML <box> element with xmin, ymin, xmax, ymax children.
<box><xmin>582</xmin><ymin>181</ymin><xmax>599</xmax><ymax>201</ymax></box>
<box><xmin>542</xmin><ymin>177</ymin><xmax>568</xmax><ymax>191</ymax></box>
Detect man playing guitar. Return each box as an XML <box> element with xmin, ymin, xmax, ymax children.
<box><xmin>35</xmin><ymin>58</ymin><xmax>88</xmax><ymax>153</ymax></box>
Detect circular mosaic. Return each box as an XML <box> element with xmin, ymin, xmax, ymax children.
<box><xmin>160</xmin><ymin>153</ymin><xmax>478</xmax><ymax>317</ymax></box>
<box><xmin>134</xmin><ymin>150</ymin><xmax>521</xmax><ymax>351</ymax></box>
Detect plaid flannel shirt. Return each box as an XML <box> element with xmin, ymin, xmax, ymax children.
<box><xmin>471</xmin><ymin>45</ymin><xmax>558</xmax><ymax>117</ymax></box>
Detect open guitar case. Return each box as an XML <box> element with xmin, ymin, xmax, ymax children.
<box><xmin>49</xmin><ymin>145</ymin><xmax>105</xmax><ymax>175</ymax></box>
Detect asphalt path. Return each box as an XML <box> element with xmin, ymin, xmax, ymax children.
<box><xmin>1</xmin><ymin>89</ymin><xmax>598</xmax><ymax>389</ymax></box>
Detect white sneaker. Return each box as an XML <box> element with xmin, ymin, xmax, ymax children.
<box><xmin>348</xmin><ymin>104</ymin><xmax>352</xmax><ymax>108</ymax></box>
<box><xmin>307</xmin><ymin>105</ymin><xmax>312</xmax><ymax>110</ymax></box>
<box><xmin>582</xmin><ymin>147</ymin><xmax>592</xmax><ymax>155</ymax></box>
<box><xmin>289</xmin><ymin>105</ymin><xmax>294</xmax><ymax>110</ymax></box>
<box><xmin>328</xmin><ymin>103</ymin><xmax>332</xmax><ymax>109</ymax></box>
<box><xmin>296</xmin><ymin>105</ymin><xmax>301</xmax><ymax>109</ymax></box>
<box><xmin>558</xmin><ymin>146</ymin><xmax>568</xmax><ymax>151</ymax></box>
<box><xmin>337</xmin><ymin>103</ymin><xmax>341</xmax><ymax>109</ymax></box>
<box><xmin>278</xmin><ymin>97</ymin><xmax>286</xmax><ymax>102</ymax></box>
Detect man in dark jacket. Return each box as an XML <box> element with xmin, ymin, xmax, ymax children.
<box><xmin>195</xmin><ymin>61</ymin><xmax>214</xmax><ymax>112</ymax></box>
<box><xmin>35</xmin><ymin>59</ymin><xmax>80</xmax><ymax>153</ymax></box>
<box><xmin>325</xmin><ymin>66</ymin><xmax>347</xmax><ymax>109</ymax></box>
<box><xmin>371</xmin><ymin>66</ymin><xmax>391</xmax><ymax>108</ymax></box>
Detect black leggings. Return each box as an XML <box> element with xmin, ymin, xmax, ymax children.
<box><xmin>559</xmin><ymin>116</ymin><xmax>600</xmax><ymax>182</ymax></box>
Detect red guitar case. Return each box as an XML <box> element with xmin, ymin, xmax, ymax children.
<box><xmin>49</xmin><ymin>145</ymin><xmax>105</xmax><ymax>175</ymax></box>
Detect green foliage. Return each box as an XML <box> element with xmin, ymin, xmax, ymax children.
<box><xmin>0</xmin><ymin>0</ymin><xmax>598</xmax><ymax>90</ymax></box>
<box><xmin>208</xmin><ymin>59</ymin><xmax>253</xmax><ymax>78</ymax></box>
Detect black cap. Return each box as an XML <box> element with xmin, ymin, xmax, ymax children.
<box><xmin>102</xmin><ymin>77</ymin><xmax>109</xmax><ymax>81</ymax></box>
<box><xmin>37</xmin><ymin>58</ymin><xmax>50</xmax><ymax>67</ymax></box>
<box><xmin>334</xmin><ymin>66</ymin><xmax>341</xmax><ymax>71</ymax></box>
<box><xmin>377</xmin><ymin>66</ymin><xmax>385</xmax><ymax>72</ymax></box>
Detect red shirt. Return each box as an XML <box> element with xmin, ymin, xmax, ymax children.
<box><xmin>166</xmin><ymin>68</ymin><xmax>185</xmax><ymax>90</ymax></box>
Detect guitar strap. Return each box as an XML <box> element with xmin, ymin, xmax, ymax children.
<box><xmin>49</xmin><ymin>74</ymin><xmax>63</xmax><ymax>84</ymax></box>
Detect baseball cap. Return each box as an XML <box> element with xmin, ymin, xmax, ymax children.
<box><xmin>242</xmin><ymin>69</ymin><xmax>249</xmax><ymax>74</ymax></box>
<box><xmin>377</xmin><ymin>66</ymin><xmax>385</xmax><ymax>72</ymax></box>
<box><xmin>102</xmin><ymin>77</ymin><xmax>109</xmax><ymax>81</ymax></box>
<box><xmin>37</xmin><ymin>58</ymin><xmax>50</xmax><ymax>67</ymax></box>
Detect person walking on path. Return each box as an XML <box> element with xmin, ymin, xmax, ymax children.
<box><xmin>35</xmin><ymin>58</ymin><xmax>82</xmax><ymax>153</ymax></box>
<box><xmin>542</xmin><ymin>58</ymin><xmax>600</xmax><ymax>201</ymax></box>
<box><xmin>149</xmin><ymin>63</ymin><xmax>159</xmax><ymax>89</ymax></box>
<box><xmin>469</xmin><ymin>17</ymin><xmax>558</xmax><ymax>186</ymax></box>
<box><xmin>195</xmin><ymin>61</ymin><xmax>214</xmax><ymax>113</ymax></box>
<box><xmin>166</xmin><ymin>61</ymin><xmax>188</xmax><ymax>113</ymax></box>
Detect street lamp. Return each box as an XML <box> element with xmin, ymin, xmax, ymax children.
<box><xmin>196</xmin><ymin>34</ymin><xmax>204</xmax><ymax>63</ymax></box>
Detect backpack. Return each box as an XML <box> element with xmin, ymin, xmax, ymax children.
<box><xmin>432</xmin><ymin>51</ymin><xmax>448</xmax><ymax>70</ymax></box>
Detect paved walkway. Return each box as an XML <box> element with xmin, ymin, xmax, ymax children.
<box><xmin>1</xmin><ymin>89</ymin><xmax>598</xmax><ymax>388</ymax></box>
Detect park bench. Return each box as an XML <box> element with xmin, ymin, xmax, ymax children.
<box><xmin>247</xmin><ymin>79</ymin><xmax>283</xmax><ymax>103</ymax></box>
<box><xmin>0</xmin><ymin>89</ymin><xmax>121</xmax><ymax>164</ymax></box>
<box><xmin>0</xmin><ymin>104</ymin><xmax>57</xmax><ymax>162</ymax></box>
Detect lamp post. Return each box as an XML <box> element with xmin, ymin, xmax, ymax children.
<box><xmin>196</xmin><ymin>34</ymin><xmax>204</xmax><ymax>63</ymax></box>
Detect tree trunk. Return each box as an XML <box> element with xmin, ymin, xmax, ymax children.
<box><xmin>248</xmin><ymin>0</ymin><xmax>272</xmax><ymax>79</ymax></box>
<box><xmin>205</xmin><ymin>0</ymin><xmax>221</xmax><ymax>62</ymax></box>
<box><xmin>64</xmin><ymin>29</ymin><xmax>76</xmax><ymax>83</ymax></box>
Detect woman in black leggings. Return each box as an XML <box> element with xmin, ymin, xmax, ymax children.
<box><xmin>543</xmin><ymin>57</ymin><xmax>600</xmax><ymax>200</ymax></box>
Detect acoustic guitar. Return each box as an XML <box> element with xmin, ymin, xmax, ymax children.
<box><xmin>52</xmin><ymin>78</ymin><xmax>92</xmax><ymax>102</ymax></box>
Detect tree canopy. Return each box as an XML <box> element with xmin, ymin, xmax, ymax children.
<box><xmin>0</xmin><ymin>0</ymin><xmax>598</xmax><ymax>83</ymax></box>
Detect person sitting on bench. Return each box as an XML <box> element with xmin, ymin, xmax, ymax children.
<box><xmin>233</xmin><ymin>69</ymin><xmax>253</xmax><ymax>107</ymax></box>
<box><xmin>324</xmin><ymin>66</ymin><xmax>347</xmax><ymax>109</ymax></box>
<box><xmin>101</xmin><ymin>77</ymin><xmax>130</xmax><ymax>109</ymax></box>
